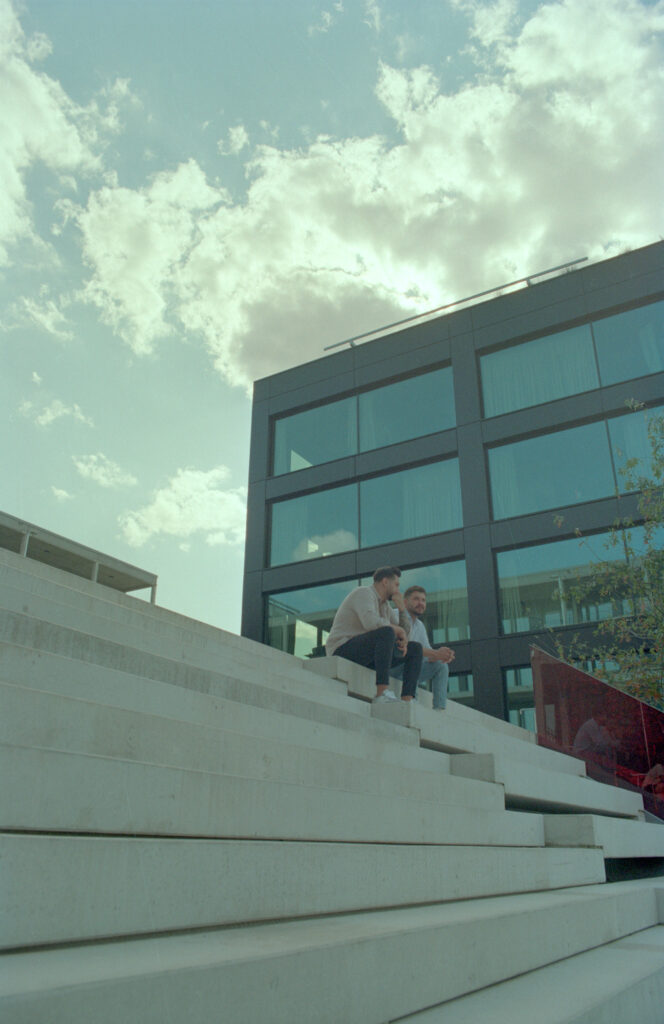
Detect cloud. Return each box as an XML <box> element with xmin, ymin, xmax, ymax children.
<box><xmin>21</xmin><ymin>398</ymin><xmax>94</xmax><ymax>427</ymax></box>
<box><xmin>218</xmin><ymin>124</ymin><xmax>249</xmax><ymax>156</ymax></box>
<box><xmin>363</xmin><ymin>1</ymin><xmax>381</xmax><ymax>33</ymax></box>
<box><xmin>51</xmin><ymin>486</ymin><xmax>73</xmax><ymax>502</ymax></box>
<box><xmin>6</xmin><ymin>293</ymin><xmax>73</xmax><ymax>339</ymax></box>
<box><xmin>308</xmin><ymin>2</ymin><xmax>345</xmax><ymax>36</ymax></box>
<box><xmin>43</xmin><ymin>0</ymin><xmax>664</xmax><ymax>389</ymax></box>
<box><xmin>74</xmin><ymin>160</ymin><xmax>227</xmax><ymax>354</ymax></box>
<box><xmin>73</xmin><ymin>453</ymin><xmax>137</xmax><ymax>488</ymax></box>
<box><xmin>118</xmin><ymin>466</ymin><xmax>247</xmax><ymax>548</ymax></box>
<box><xmin>0</xmin><ymin>0</ymin><xmax>133</xmax><ymax>266</ymax></box>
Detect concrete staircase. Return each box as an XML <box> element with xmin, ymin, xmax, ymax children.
<box><xmin>2</xmin><ymin>547</ymin><xmax>664</xmax><ymax>1023</ymax></box>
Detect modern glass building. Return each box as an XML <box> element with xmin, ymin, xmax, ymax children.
<box><xmin>242</xmin><ymin>241</ymin><xmax>664</xmax><ymax>724</ymax></box>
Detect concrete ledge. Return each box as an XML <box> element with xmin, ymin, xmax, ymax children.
<box><xmin>1</xmin><ymin>835</ymin><xmax>605</xmax><ymax>950</ymax></box>
<box><xmin>2</xmin><ymin>881</ymin><xmax>660</xmax><ymax>1024</ymax></box>
<box><xmin>544</xmin><ymin>814</ymin><xmax>664</xmax><ymax>858</ymax></box>
<box><xmin>450</xmin><ymin>752</ymin><xmax>643</xmax><ymax>819</ymax></box>
<box><xmin>2</xmin><ymin>745</ymin><xmax>546</xmax><ymax>846</ymax></box>
<box><xmin>1</xmin><ymin>683</ymin><xmax>503</xmax><ymax>811</ymax></box>
<box><xmin>401</xmin><ymin>925</ymin><xmax>664</xmax><ymax>1023</ymax></box>
<box><xmin>371</xmin><ymin>698</ymin><xmax>588</xmax><ymax>778</ymax></box>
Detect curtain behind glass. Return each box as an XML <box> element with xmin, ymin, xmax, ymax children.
<box><xmin>481</xmin><ymin>325</ymin><xmax>598</xmax><ymax>418</ymax></box>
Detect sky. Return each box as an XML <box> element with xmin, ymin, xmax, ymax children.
<box><xmin>1</xmin><ymin>0</ymin><xmax>663</xmax><ymax>634</ymax></box>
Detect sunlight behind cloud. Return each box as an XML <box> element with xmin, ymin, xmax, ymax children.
<box><xmin>57</xmin><ymin>0</ymin><xmax>663</xmax><ymax>389</ymax></box>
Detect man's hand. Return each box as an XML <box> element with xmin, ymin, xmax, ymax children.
<box><xmin>391</xmin><ymin>591</ymin><xmax>406</xmax><ymax>612</ymax></box>
<box><xmin>392</xmin><ymin>623</ymin><xmax>408</xmax><ymax>653</ymax></box>
<box><xmin>432</xmin><ymin>646</ymin><xmax>455</xmax><ymax>664</ymax></box>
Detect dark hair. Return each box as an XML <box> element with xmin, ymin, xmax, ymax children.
<box><xmin>404</xmin><ymin>585</ymin><xmax>426</xmax><ymax>599</ymax></box>
<box><xmin>373</xmin><ymin>566</ymin><xmax>401</xmax><ymax>583</ymax></box>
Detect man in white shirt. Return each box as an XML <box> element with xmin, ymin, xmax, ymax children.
<box><xmin>326</xmin><ymin>566</ymin><xmax>423</xmax><ymax>703</ymax></box>
<box><xmin>391</xmin><ymin>585</ymin><xmax>455</xmax><ymax>710</ymax></box>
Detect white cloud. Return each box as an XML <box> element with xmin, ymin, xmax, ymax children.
<box><xmin>308</xmin><ymin>2</ymin><xmax>344</xmax><ymax>35</ymax></box>
<box><xmin>21</xmin><ymin>398</ymin><xmax>94</xmax><ymax>427</ymax></box>
<box><xmin>364</xmin><ymin>1</ymin><xmax>381</xmax><ymax>33</ymax></box>
<box><xmin>218</xmin><ymin>124</ymin><xmax>249</xmax><ymax>156</ymax></box>
<box><xmin>118</xmin><ymin>466</ymin><xmax>246</xmax><ymax>548</ymax></box>
<box><xmin>73</xmin><ymin>453</ymin><xmax>137</xmax><ymax>488</ymax></box>
<box><xmin>51</xmin><ymin>486</ymin><xmax>73</xmax><ymax>502</ymax></box>
<box><xmin>53</xmin><ymin>0</ymin><xmax>664</xmax><ymax>390</ymax></box>
<box><xmin>31</xmin><ymin>371</ymin><xmax>42</xmax><ymax>385</ymax></box>
<box><xmin>7</xmin><ymin>294</ymin><xmax>73</xmax><ymax>339</ymax></box>
<box><xmin>0</xmin><ymin>0</ymin><xmax>133</xmax><ymax>266</ymax></box>
<box><xmin>74</xmin><ymin>160</ymin><xmax>227</xmax><ymax>354</ymax></box>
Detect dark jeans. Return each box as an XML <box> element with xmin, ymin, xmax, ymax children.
<box><xmin>333</xmin><ymin>626</ymin><xmax>423</xmax><ymax>697</ymax></box>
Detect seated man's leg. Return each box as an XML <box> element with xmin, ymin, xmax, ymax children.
<box><xmin>333</xmin><ymin>627</ymin><xmax>396</xmax><ymax>694</ymax></box>
<box><xmin>419</xmin><ymin>660</ymin><xmax>449</xmax><ymax>709</ymax></box>
<box><xmin>399</xmin><ymin>641</ymin><xmax>423</xmax><ymax>700</ymax></box>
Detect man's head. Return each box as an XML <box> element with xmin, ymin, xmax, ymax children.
<box><xmin>372</xmin><ymin>566</ymin><xmax>401</xmax><ymax>600</ymax></box>
<box><xmin>403</xmin><ymin>585</ymin><xmax>426</xmax><ymax>617</ymax></box>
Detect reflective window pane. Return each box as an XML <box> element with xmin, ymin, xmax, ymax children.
<box><xmin>360</xmin><ymin>459</ymin><xmax>462</xmax><ymax>548</ymax></box>
<box><xmin>496</xmin><ymin>533</ymin><xmax>631</xmax><ymax>635</ymax></box>
<box><xmin>359</xmin><ymin>367</ymin><xmax>455</xmax><ymax>451</ymax></box>
<box><xmin>448</xmin><ymin>673</ymin><xmax>474</xmax><ymax>706</ymax></box>
<box><xmin>481</xmin><ymin>325</ymin><xmax>598</xmax><ymax>418</ymax></box>
<box><xmin>270</xmin><ymin>485</ymin><xmax>358</xmax><ymax>566</ymax></box>
<box><xmin>266</xmin><ymin>579</ymin><xmax>357</xmax><ymax>657</ymax></box>
<box><xmin>608</xmin><ymin>407</ymin><xmax>660</xmax><ymax>490</ymax></box>
<box><xmin>594</xmin><ymin>300</ymin><xmax>664</xmax><ymax>386</ymax></box>
<box><xmin>506</xmin><ymin>666</ymin><xmax>535</xmax><ymax>731</ymax></box>
<box><xmin>272</xmin><ymin>397</ymin><xmax>356</xmax><ymax>475</ymax></box>
<box><xmin>488</xmin><ymin>421</ymin><xmax>615</xmax><ymax>520</ymax></box>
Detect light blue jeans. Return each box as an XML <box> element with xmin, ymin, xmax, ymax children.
<box><xmin>391</xmin><ymin>659</ymin><xmax>448</xmax><ymax>709</ymax></box>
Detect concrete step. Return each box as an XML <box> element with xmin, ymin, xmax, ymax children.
<box><xmin>0</xmin><ymin>569</ymin><xmax>333</xmax><ymax>694</ymax></box>
<box><xmin>372</xmin><ymin>690</ymin><xmax>589</xmax><ymax>778</ymax></box>
<box><xmin>2</xmin><ymin>880</ymin><xmax>660</xmax><ymax>1024</ymax></box>
<box><xmin>312</xmin><ymin>655</ymin><xmax>526</xmax><ymax>739</ymax></box>
<box><xmin>0</xmin><ymin>548</ymin><xmax>282</xmax><ymax>668</ymax></box>
<box><xmin>2</xmin><ymin>833</ymin><xmax>606</xmax><ymax>950</ymax></box>
<box><xmin>0</xmin><ymin>641</ymin><xmax>452</xmax><ymax>777</ymax></box>
<box><xmin>451</xmin><ymin>751</ymin><xmax>643</xmax><ymax>819</ymax></box>
<box><xmin>399</xmin><ymin>924</ymin><xmax>664</xmax><ymax>1023</ymax></box>
<box><xmin>2</xmin><ymin>743</ymin><xmax>545</xmax><ymax>846</ymax></box>
<box><xmin>0</xmin><ymin>604</ymin><xmax>354</xmax><ymax>716</ymax></box>
<box><xmin>1</xmin><ymin>682</ymin><xmax>504</xmax><ymax>811</ymax></box>
<box><xmin>0</xmin><ymin>610</ymin><xmax>417</xmax><ymax>745</ymax></box>
<box><xmin>544</xmin><ymin>813</ymin><xmax>664</xmax><ymax>858</ymax></box>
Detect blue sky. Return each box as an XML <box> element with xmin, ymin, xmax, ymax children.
<box><xmin>1</xmin><ymin>0</ymin><xmax>663</xmax><ymax>632</ymax></box>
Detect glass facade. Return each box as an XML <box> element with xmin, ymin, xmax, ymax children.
<box><xmin>608</xmin><ymin>406</ymin><xmax>660</xmax><ymax>487</ymax></box>
<box><xmin>266</xmin><ymin>579</ymin><xmax>357</xmax><ymax>659</ymax></box>
<box><xmin>360</xmin><ymin>459</ymin><xmax>462</xmax><ymax>550</ymax></box>
<box><xmin>505</xmin><ymin>666</ymin><xmax>535</xmax><ymax>731</ymax></box>
<box><xmin>358</xmin><ymin>367</ymin><xmax>455</xmax><ymax>450</ymax></box>
<box><xmin>270</xmin><ymin>484</ymin><xmax>358</xmax><ymax>567</ymax></box>
<box><xmin>496</xmin><ymin>532</ymin><xmax>634</xmax><ymax>635</ymax></box>
<box><xmin>489</xmin><ymin>421</ymin><xmax>616</xmax><ymax>520</ymax></box>
<box><xmin>480</xmin><ymin>300</ymin><xmax>664</xmax><ymax>419</ymax></box>
<box><xmin>481</xmin><ymin>325</ymin><xmax>598</xmax><ymax>417</ymax></box>
<box><xmin>270</xmin><ymin>457</ymin><xmax>461</xmax><ymax>567</ymax></box>
<box><xmin>271</xmin><ymin>366</ymin><xmax>454</xmax><ymax>476</ymax></box>
<box><xmin>273</xmin><ymin>397</ymin><xmax>356</xmax><ymax>475</ymax></box>
<box><xmin>594</xmin><ymin>300</ymin><xmax>664</xmax><ymax>386</ymax></box>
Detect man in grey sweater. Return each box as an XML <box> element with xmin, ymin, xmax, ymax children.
<box><xmin>325</xmin><ymin>566</ymin><xmax>423</xmax><ymax>703</ymax></box>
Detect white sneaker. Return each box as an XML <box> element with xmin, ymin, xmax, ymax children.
<box><xmin>373</xmin><ymin>691</ymin><xmax>397</xmax><ymax>703</ymax></box>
